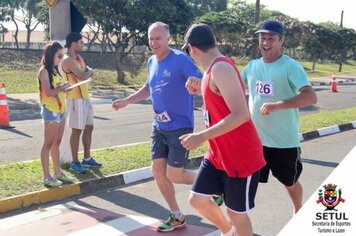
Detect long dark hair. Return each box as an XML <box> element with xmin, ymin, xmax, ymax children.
<box><xmin>39</xmin><ymin>42</ymin><xmax>63</xmax><ymax>89</ymax></box>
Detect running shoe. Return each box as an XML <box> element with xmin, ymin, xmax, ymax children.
<box><xmin>213</xmin><ymin>194</ymin><xmax>224</xmax><ymax>206</ymax></box>
<box><xmin>43</xmin><ymin>176</ymin><xmax>62</xmax><ymax>187</ymax></box>
<box><xmin>55</xmin><ymin>173</ymin><xmax>74</xmax><ymax>183</ymax></box>
<box><xmin>82</xmin><ymin>157</ymin><xmax>102</xmax><ymax>168</ymax></box>
<box><xmin>157</xmin><ymin>214</ymin><xmax>186</xmax><ymax>232</ymax></box>
<box><xmin>70</xmin><ymin>161</ymin><xmax>86</xmax><ymax>173</ymax></box>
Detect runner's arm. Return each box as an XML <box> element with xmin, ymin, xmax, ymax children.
<box><xmin>260</xmin><ymin>85</ymin><xmax>317</xmax><ymax>115</ymax></box>
<box><xmin>180</xmin><ymin>62</ymin><xmax>250</xmax><ymax>150</ymax></box>
<box><xmin>112</xmin><ymin>84</ymin><xmax>150</xmax><ymax>111</ymax></box>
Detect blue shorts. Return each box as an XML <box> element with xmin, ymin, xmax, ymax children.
<box><xmin>151</xmin><ymin>125</ymin><xmax>193</xmax><ymax>168</ymax></box>
<box><xmin>41</xmin><ymin>106</ymin><xmax>67</xmax><ymax>123</ymax></box>
<box><xmin>191</xmin><ymin>159</ymin><xmax>260</xmax><ymax>213</ymax></box>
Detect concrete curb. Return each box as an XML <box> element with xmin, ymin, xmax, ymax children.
<box><xmin>1</xmin><ymin>121</ymin><xmax>356</xmax><ymax>214</ymax></box>
<box><xmin>310</xmin><ymin>78</ymin><xmax>355</xmax><ymax>86</ymax></box>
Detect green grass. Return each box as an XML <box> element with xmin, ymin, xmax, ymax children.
<box><xmin>1</xmin><ymin>59</ymin><xmax>355</xmax><ymax>94</ymax></box>
<box><xmin>300</xmin><ymin>107</ymin><xmax>356</xmax><ymax>132</ymax></box>
<box><xmin>301</xmin><ymin>60</ymin><xmax>356</xmax><ymax>78</ymax></box>
<box><xmin>0</xmin><ymin>108</ymin><xmax>355</xmax><ymax>199</ymax></box>
<box><xmin>0</xmin><ymin>142</ymin><xmax>208</xmax><ymax>199</ymax></box>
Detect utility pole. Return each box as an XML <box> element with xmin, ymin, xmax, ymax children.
<box><xmin>339</xmin><ymin>10</ymin><xmax>344</xmax><ymax>72</ymax></box>
<box><xmin>48</xmin><ymin>0</ymin><xmax>71</xmax><ymax>43</ymax></box>
<box><xmin>251</xmin><ymin>0</ymin><xmax>260</xmax><ymax>59</ymax></box>
<box><xmin>340</xmin><ymin>10</ymin><xmax>344</xmax><ymax>27</ymax></box>
<box><xmin>255</xmin><ymin>0</ymin><xmax>260</xmax><ymax>24</ymax></box>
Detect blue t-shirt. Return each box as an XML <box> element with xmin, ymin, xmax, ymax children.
<box><xmin>147</xmin><ymin>49</ymin><xmax>202</xmax><ymax>130</ymax></box>
<box><xmin>241</xmin><ymin>55</ymin><xmax>311</xmax><ymax>148</ymax></box>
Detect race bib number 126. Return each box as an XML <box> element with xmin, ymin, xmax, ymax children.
<box><xmin>255</xmin><ymin>80</ymin><xmax>274</xmax><ymax>96</ymax></box>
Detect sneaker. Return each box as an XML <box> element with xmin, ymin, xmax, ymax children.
<box><xmin>43</xmin><ymin>176</ymin><xmax>62</xmax><ymax>187</ymax></box>
<box><xmin>213</xmin><ymin>194</ymin><xmax>224</xmax><ymax>206</ymax></box>
<box><xmin>157</xmin><ymin>214</ymin><xmax>186</xmax><ymax>232</ymax></box>
<box><xmin>70</xmin><ymin>161</ymin><xmax>86</xmax><ymax>173</ymax></box>
<box><xmin>82</xmin><ymin>157</ymin><xmax>102</xmax><ymax>168</ymax></box>
<box><xmin>55</xmin><ymin>173</ymin><xmax>74</xmax><ymax>183</ymax></box>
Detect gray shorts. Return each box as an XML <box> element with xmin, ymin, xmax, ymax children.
<box><xmin>67</xmin><ymin>99</ymin><xmax>94</xmax><ymax>130</ymax></box>
<box><xmin>151</xmin><ymin>125</ymin><xmax>193</xmax><ymax>168</ymax></box>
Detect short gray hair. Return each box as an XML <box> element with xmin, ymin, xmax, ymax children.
<box><xmin>148</xmin><ymin>21</ymin><xmax>170</xmax><ymax>38</ymax></box>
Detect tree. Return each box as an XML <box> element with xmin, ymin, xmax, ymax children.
<box><xmin>0</xmin><ymin>3</ymin><xmax>11</xmax><ymax>45</ymax></box>
<box><xmin>73</xmin><ymin>0</ymin><xmax>194</xmax><ymax>84</ymax></box>
<box><xmin>185</xmin><ymin>0</ymin><xmax>228</xmax><ymax>16</ymax></box>
<box><xmin>301</xmin><ymin>23</ymin><xmax>336</xmax><ymax>71</ymax></box>
<box><xmin>195</xmin><ymin>10</ymin><xmax>247</xmax><ymax>56</ymax></box>
<box><xmin>34</xmin><ymin>0</ymin><xmax>49</xmax><ymax>40</ymax></box>
<box><xmin>16</xmin><ymin>0</ymin><xmax>42</xmax><ymax>49</ymax></box>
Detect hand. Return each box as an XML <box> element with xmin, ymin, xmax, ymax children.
<box><xmin>185</xmin><ymin>76</ymin><xmax>201</xmax><ymax>95</ymax></box>
<box><xmin>60</xmin><ymin>83</ymin><xmax>71</xmax><ymax>92</ymax></box>
<box><xmin>87</xmin><ymin>66</ymin><xmax>95</xmax><ymax>77</ymax></box>
<box><xmin>112</xmin><ymin>99</ymin><xmax>129</xmax><ymax>111</ymax></box>
<box><xmin>180</xmin><ymin>133</ymin><xmax>204</xmax><ymax>151</ymax></box>
<box><xmin>260</xmin><ymin>101</ymin><xmax>282</xmax><ymax>116</ymax></box>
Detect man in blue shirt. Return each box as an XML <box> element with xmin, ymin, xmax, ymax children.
<box><xmin>112</xmin><ymin>21</ymin><xmax>202</xmax><ymax>232</ymax></box>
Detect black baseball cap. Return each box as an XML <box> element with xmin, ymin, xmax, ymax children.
<box><xmin>65</xmin><ymin>32</ymin><xmax>82</xmax><ymax>48</ymax></box>
<box><xmin>181</xmin><ymin>23</ymin><xmax>215</xmax><ymax>51</ymax></box>
<box><xmin>255</xmin><ymin>20</ymin><xmax>285</xmax><ymax>35</ymax></box>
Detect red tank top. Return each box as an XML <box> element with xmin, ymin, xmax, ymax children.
<box><xmin>202</xmin><ymin>57</ymin><xmax>265</xmax><ymax>178</ymax></box>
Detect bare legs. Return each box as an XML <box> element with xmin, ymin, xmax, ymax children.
<box><xmin>40</xmin><ymin>120</ymin><xmax>66</xmax><ymax>178</ymax></box>
<box><xmin>189</xmin><ymin>194</ymin><xmax>253</xmax><ymax>236</ymax></box>
<box><xmin>151</xmin><ymin>158</ymin><xmax>195</xmax><ymax>212</ymax></box>
<box><xmin>70</xmin><ymin>125</ymin><xmax>93</xmax><ymax>161</ymax></box>
<box><xmin>285</xmin><ymin>181</ymin><xmax>303</xmax><ymax>213</ymax></box>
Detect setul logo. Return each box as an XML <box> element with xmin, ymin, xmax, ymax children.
<box><xmin>316</xmin><ymin>183</ymin><xmax>345</xmax><ymax>211</ymax></box>
<box><xmin>45</xmin><ymin>0</ymin><xmax>58</xmax><ymax>8</ymax></box>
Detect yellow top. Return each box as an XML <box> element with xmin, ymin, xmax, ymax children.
<box><xmin>39</xmin><ymin>73</ymin><xmax>66</xmax><ymax>113</ymax></box>
<box><xmin>63</xmin><ymin>54</ymin><xmax>90</xmax><ymax>99</ymax></box>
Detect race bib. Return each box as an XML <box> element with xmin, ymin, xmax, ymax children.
<box><xmin>154</xmin><ymin>111</ymin><xmax>171</xmax><ymax>123</ymax></box>
<box><xmin>202</xmin><ymin>108</ymin><xmax>210</xmax><ymax>127</ymax></box>
<box><xmin>255</xmin><ymin>80</ymin><xmax>274</xmax><ymax>96</ymax></box>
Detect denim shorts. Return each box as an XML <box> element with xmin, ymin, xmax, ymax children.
<box><xmin>41</xmin><ymin>106</ymin><xmax>67</xmax><ymax>123</ymax></box>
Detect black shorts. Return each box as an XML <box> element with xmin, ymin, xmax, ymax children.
<box><xmin>191</xmin><ymin>159</ymin><xmax>260</xmax><ymax>213</ymax></box>
<box><xmin>260</xmin><ymin>146</ymin><xmax>302</xmax><ymax>186</ymax></box>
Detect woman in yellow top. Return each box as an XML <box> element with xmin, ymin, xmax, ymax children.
<box><xmin>38</xmin><ymin>42</ymin><xmax>73</xmax><ymax>187</ymax></box>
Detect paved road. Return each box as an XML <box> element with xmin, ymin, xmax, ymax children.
<box><xmin>1</xmin><ymin>84</ymin><xmax>356</xmax><ymax>164</ymax></box>
<box><xmin>2</xmin><ymin>130</ymin><xmax>356</xmax><ymax>235</ymax></box>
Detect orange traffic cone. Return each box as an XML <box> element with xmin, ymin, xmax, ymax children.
<box><xmin>330</xmin><ymin>74</ymin><xmax>338</xmax><ymax>92</ymax></box>
<box><xmin>0</xmin><ymin>82</ymin><xmax>14</xmax><ymax>129</ymax></box>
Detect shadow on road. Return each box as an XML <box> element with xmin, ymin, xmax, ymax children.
<box><xmin>0</xmin><ymin>127</ymin><xmax>33</xmax><ymax>138</ymax></box>
<box><xmin>86</xmin><ymin>179</ymin><xmax>214</xmax><ymax>229</ymax></box>
<box><xmin>7</xmin><ymin>97</ymin><xmax>41</xmax><ymax>121</ymax></box>
<box><xmin>302</xmin><ymin>158</ymin><xmax>339</xmax><ymax>168</ymax></box>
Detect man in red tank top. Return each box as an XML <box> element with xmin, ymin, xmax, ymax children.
<box><xmin>180</xmin><ymin>24</ymin><xmax>265</xmax><ymax>236</ymax></box>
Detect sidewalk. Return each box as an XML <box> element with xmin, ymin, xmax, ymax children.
<box><xmin>308</xmin><ymin>75</ymin><xmax>356</xmax><ymax>85</ymax></box>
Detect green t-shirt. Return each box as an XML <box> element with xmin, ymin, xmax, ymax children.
<box><xmin>241</xmin><ymin>55</ymin><xmax>311</xmax><ymax>148</ymax></box>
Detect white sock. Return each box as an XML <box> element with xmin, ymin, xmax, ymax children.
<box><xmin>222</xmin><ymin>225</ymin><xmax>236</xmax><ymax>236</ymax></box>
<box><xmin>84</xmin><ymin>157</ymin><xmax>92</xmax><ymax>161</ymax></box>
<box><xmin>171</xmin><ymin>210</ymin><xmax>182</xmax><ymax>219</ymax></box>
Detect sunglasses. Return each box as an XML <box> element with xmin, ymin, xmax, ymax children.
<box><xmin>185</xmin><ymin>46</ymin><xmax>190</xmax><ymax>55</ymax></box>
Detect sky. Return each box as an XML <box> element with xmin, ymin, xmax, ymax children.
<box><xmin>246</xmin><ymin>0</ymin><xmax>356</xmax><ymax>30</ymax></box>
<box><xmin>3</xmin><ymin>0</ymin><xmax>356</xmax><ymax>31</ymax></box>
